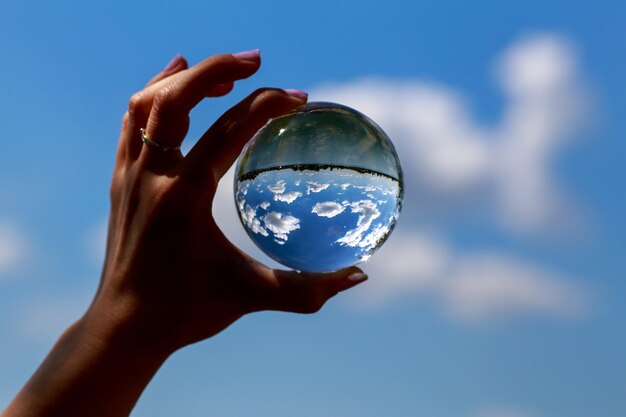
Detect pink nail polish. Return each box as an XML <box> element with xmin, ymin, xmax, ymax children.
<box><xmin>233</xmin><ymin>49</ymin><xmax>261</xmax><ymax>61</ymax></box>
<box><xmin>337</xmin><ymin>272</ymin><xmax>368</xmax><ymax>292</ymax></box>
<box><xmin>284</xmin><ymin>89</ymin><xmax>308</xmax><ymax>100</ymax></box>
<box><xmin>163</xmin><ymin>54</ymin><xmax>183</xmax><ymax>72</ymax></box>
<box><xmin>347</xmin><ymin>272</ymin><xmax>368</xmax><ymax>282</ymax></box>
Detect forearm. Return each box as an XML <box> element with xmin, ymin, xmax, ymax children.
<box><xmin>2</xmin><ymin>306</ymin><xmax>170</xmax><ymax>417</ymax></box>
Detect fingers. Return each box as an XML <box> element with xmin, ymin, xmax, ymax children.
<box><xmin>184</xmin><ymin>88</ymin><xmax>308</xmax><ymax>184</ymax></box>
<box><xmin>145</xmin><ymin>54</ymin><xmax>188</xmax><ymax>87</ymax></box>
<box><xmin>114</xmin><ymin>55</ymin><xmax>189</xmax><ymax>167</ymax></box>
<box><xmin>253</xmin><ymin>266</ymin><xmax>368</xmax><ymax>314</ymax></box>
<box><xmin>124</xmin><ymin>51</ymin><xmax>261</xmax><ymax>163</ymax></box>
<box><xmin>139</xmin><ymin>52</ymin><xmax>262</xmax><ymax>157</ymax></box>
<box><xmin>206</xmin><ymin>82</ymin><xmax>235</xmax><ymax>97</ymax></box>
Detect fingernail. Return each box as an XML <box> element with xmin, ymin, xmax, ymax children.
<box><xmin>284</xmin><ymin>89</ymin><xmax>308</xmax><ymax>100</ymax></box>
<box><xmin>163</xmin><ymin>54</ymin><xmax>183</xmax><ymax>72</ymax></box>
<box><xmin>233</xmin><ymin>49</ymin><xmax>261</xmax><ymax>62</ymax></box>
<box><xmin>337</xmin><ymin>272</ymin><xmax>368</xmax><ymax>292</ymax></box>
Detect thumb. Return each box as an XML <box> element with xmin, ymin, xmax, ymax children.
<box><xmin>258</xmin><ymin>266</ymin><xmax>368</xmax><ymax>314</ymax></box>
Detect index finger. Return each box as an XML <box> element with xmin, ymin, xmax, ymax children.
<box><xmin>145</xmin><ymin>54</ymin><xmax>188</xmax><ymax>87</ymax></box>
<box><xmin>141</xmin><ymin>50</ymin><xmax>262</xmax><ymax>154</ymax></box>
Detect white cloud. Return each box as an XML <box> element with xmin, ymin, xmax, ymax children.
<box><xmin>359</xmin><ymin>223</ymin><xmax>392</xmax><ymax>255</ymax></box>
<box><xmin>0</xmin><ymin>220</ymin><xmax>29</xmax><ymax>276</ymax></box>
<box><xmin>497</xmin><ymin>35</ymin><xmax>577</xmax><ymax>98</ymax></box>
<box><xmin>274</xmin><ymin>191</ymin><xmax>302</xmax><ymax>204</ymax></box>
<box><xmin>241</xmin><ymin>203</ymin><xmax>269</xmax><ymax>237</ymax></box>
<box><xmin>307</xmin><ymin>181</ymin><xmax>330</xmax><ymax>194</ymax></box>
<box><xmin>263</xmin><ymin>212</ymin><xmax>300</xmax><ymax>242</ymax></box>
<box><xmin>268</xmin><ymin>180</ymin><xmax>286</xmax><ymax>194</ymax></box>
<box><xmin>337</xmin><ymin>200</ymin><xmax>381</xmax><ymax>248</ymax></box>
<box><xmin>213</xmin><ymin>167</ymin><xmax>282</xmax><ymax>269</ymax></box>
<box><xmin>312</xmin><ymin>201</ymin><xmax>346</xmax><ymax>218</ymax></box>
<box><xmin>310</xmin><ymin>33</ymin><xmax>587</xmax><ymax>234</ymax></box>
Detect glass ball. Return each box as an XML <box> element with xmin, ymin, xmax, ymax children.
<box><xmin>234</xmin><ymin>102</ymin><xmax>403</xmax><ymax>273</ymax></box>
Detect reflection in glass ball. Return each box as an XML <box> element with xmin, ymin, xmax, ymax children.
<box><xmin>234</xmin><ymin>102</ymin><xmax>403</xmax><ymax>273</ymax></box>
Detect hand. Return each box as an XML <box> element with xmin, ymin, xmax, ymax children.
<box><xmin>91</xmin><ymin>50</ymin><xmax>367</xmax><ymax>352</ymax></box>
<box><xmin>1</xmin><ymin>51</ymin><xmax>367</xmax><ymax>417</ymax></box>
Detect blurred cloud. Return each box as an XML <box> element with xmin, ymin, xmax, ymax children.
<box><xmin>85</xmin><ymin>220</ymin><xmax>108</xmax><ymax>265</ymax></box>
<box><xmin>310</xmin><ymin>33</ymin><xmax>588</xmax><ymax>234</ymax></box>
<box><xmin>441</xmin><ymin>252</ymin><xmax>587</xmax><ymax>320</ymax></box>
<box><xmin>495</xmin><ymin>34</ymin><xmax>588</xmax><ymax>233</ymax></box>
<box><xmin>353</xmin><ymin>231</ymin><xmax>588</xmax><ymax>321</ymax></box>
<box><xmin>472</xmin><ymin>406</ymin><xmax>539</xmax><ymax>417</ymax></box>
<box><xmin>0</xmin><ymin>219</ymin><xmax>29</xmax><ymax>276</ymax></box>
<box><xmin>17</xmin><ymin>291</ymin><xmax>91</xmax><ymax>343</ymax></box>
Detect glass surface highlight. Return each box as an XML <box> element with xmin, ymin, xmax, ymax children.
<box><xmin>234</xmin><ymin>102</ymin><xmax>403</xmax><ymax>273</ymax></box>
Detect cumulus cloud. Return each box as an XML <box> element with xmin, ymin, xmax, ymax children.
<box><xmin>263</xmin><ymin>212</ymin><xmax>300</xmax><ymax>242</ymax></box>
<box><xmin>307</xmin><ymin>182</ymin><xmax>330</xmax><ymax>194</ymax></box>
<box><xmin>268</xmin><ymin>180</ymin><xmax>286</xmax><ymax>194</ymax></box>
<box><xmin>213</xmin><ymin>168</ymin><xmax>283</xmax><ymax>269</ymax></box>
<box><xmin>241</xmin><ymin>204</ymin><xmax>269</xmax><ymax>237</ymax></box>
<box><xmin>274</xmin><ymin>191</ymin><xmax>302</xmax><ymax>204</ymax></box>
<box><xmin>0</xmin><ymin>220</ymin><xmax>29</xmax><ymax>276</ymax></box>
<box><xmin>310</xmin><ymin>33</ymin><xmax>587</xmax><ymax>234</ymax></box>
<box><xmin>312</xmin><ymin>201</ymin><xmax>346</xmax><ymax>218</ymax></box>
<box><xmin>267</xmin><ymin>179</ymin><xmax>303</xmax><ymax>203</ymax></box>
<box><xmin>337</xmin><ymin>200</ymin><xmax>381</xmax><ymax>248</ymax></box>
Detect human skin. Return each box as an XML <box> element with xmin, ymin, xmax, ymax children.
<box><xmin>1</xmin><ymin>50</ymin><xmax>367</xmax><ymax>417</ymax></box>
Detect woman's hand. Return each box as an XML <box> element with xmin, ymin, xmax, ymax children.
<box><xmin>94</xmin><ymin>49</ymin><xmax>367</xmax><ymax>352</ymax></box>
<box><xmin>2</xmin><ymin>51</ymin><xmax>367</xmax><ymax>417</ymax></box>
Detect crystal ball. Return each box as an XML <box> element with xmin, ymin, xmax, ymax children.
<box><xmin>234</xmin><ymin>102</ymin><xmax>403</xmax><ymax>273</ymax></box>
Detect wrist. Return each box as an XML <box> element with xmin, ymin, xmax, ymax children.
<box><xmin>2</xmin><ymin>304</ymin><xmax>172</xmax><ymax>417</ymax></box>
<box><xmin>80</xmin><ymin>294</ymin><xmax>176</xmax><ymax>363</ymax></box>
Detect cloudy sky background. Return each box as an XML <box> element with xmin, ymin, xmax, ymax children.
<box><xmin>1</xmin><ymin>1</ymin><xmax>624</xmax><ymax>416</ymax></box>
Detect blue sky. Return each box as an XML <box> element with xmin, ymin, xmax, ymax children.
<box><xmin>1</xmin><ymin>1</ymin><xmax>625</xmax><ymax>416</ymax></box>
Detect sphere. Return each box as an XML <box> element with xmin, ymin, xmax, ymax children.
<box><xmin>234</xmin><ymin>102</ymin><xmax>403</xmax><ymax>273</ymax></box>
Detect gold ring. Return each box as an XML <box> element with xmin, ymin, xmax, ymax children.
<box><xmin>140</xmin><ymin>128</ymin><xmax>180</xmax><ymax>152</ymax></box>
